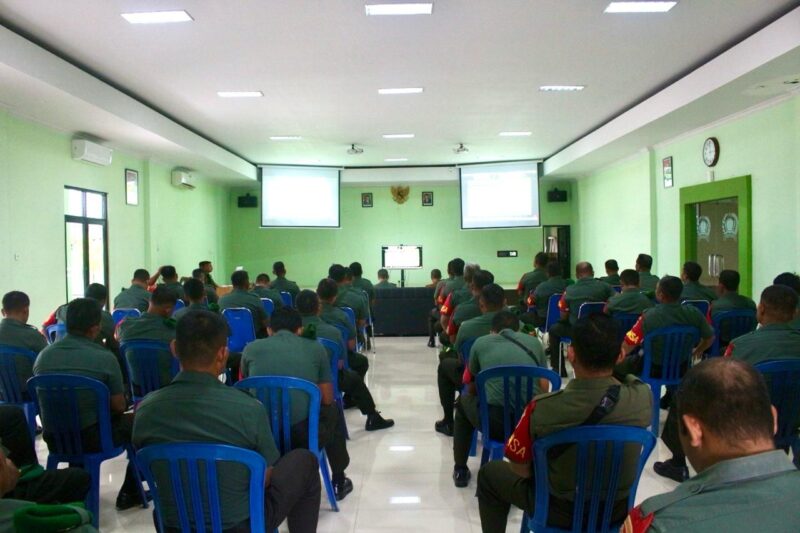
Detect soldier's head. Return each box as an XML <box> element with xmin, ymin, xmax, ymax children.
<box><xmin>132</xmin><ymin>269</ymin><xmax>150</xmax><ymax>287</ymax></box>
<box><xmin>463</xmin><ymin>263</ymin><xmax>481</xmax><ymax>285</ymax></box>
<box><xmin>192</xmin><ymin>268</ymin><xmax>206</xmax><ymax>283</ymax></box>
<box><xmin>343</xmin><ymin>267</ymin><xmax>354</xmax><ymax>283</ymax></box>
<box><xmin>619</xmin><ymin>269</ymin><xmax>639</xmax><ymax>289</ymax></box>
<box><xmin>451</xmin><ymin>258</ymin><xmax>465</xmax><ymax>277</ymax></box>
<box><xmin>471</xmin><ymin>269</ymin><xmax>495</xmax><ymax>296</ymax></box>
<box><xmin>635</xmin><ymin>254</ymin><xmax>653</xmax><ymax>272</ymax></box>
<box><xmin>681</xmin><ymin>261</ymin><xmax>702</xmax><ymax>283</ymax></box>
<box><xmin>676</xmin><ymin>358</ymin><xmax>776</xmax><ymax>474</ymax></box>
<box><xmin>479</xmin><ymin>284</ymin><xmax>505</xmax><ymax>313</ymax></box>
<box><xmin>183</xmin><ymin>278</ymin><xmax>206</xmax><ymax>305</ymax></box>
<box><xmin>2</xmin><ymin>291</ymin><xmax>31</xmax><ymax>323</ymax></box>
<box><xmin>446</xmin><ymin>260</ymin><xmax>455</xmax><ymax>277</ymax></box>
<box><xmin>268</xmin><ymin>307</ymin><xmax>303</xmax><ymax>336</ymax></box>
<box><xmin>377</xmin><ymin>269</ymin><xmax>389</xmax><ymax>281</ymax></box>
<box><xmin>273</xmin><ymin>261</ymin><xmax>286</xmax><ymax>277</ymax></box>
<box><xmin>534</xmin><ymin>252</ymin><xmax>549</xmax><ymax>269</ymax></box>
<box><xmin>160</xmin><ymin>265</ymin><xmax>178</xmax><ymax>282</ymax></box>
<box><xmin>149</xmin><ymin>286</ymin><xmax>179</xmax><ymax>317</ymax></box>
<box><xmin>316</xmin><ymin>278</ymin><xmax>338</xmax><ymax>303</ymax></box>
<box><xmin>231</xmin><ymin>270</ymin><xmax>250</xmax><ymax>289</ymax></box>
<box><xmin>85</xmin><ymin>283</ymin><xmax>108</xmax><ymax>306</ymax></box>
<box><xmin>757</xmin><ymin>284</ymin><xmax>798</xmax><ymax>325</ymax></box>
<box><xmin>567</xmin><ymin>314</ymin><xmax>621</xmax><ymax>377</ymax></box>
<box><xmin>656</xmin><ymin>276</ymin><xmax>683</xmax><ymax>303</ymax></box>
<box><xmin>65</xmin><ymin>298</ymin><xmax>102</xmax><ymax>339</ymax></box>
<box><xmin>199</xmin><ymin>261</ymin><xmax>213</xmax><ymax>273</ymax></box>
<box><xmin>349</xmin><ymin>262</ymin><xmax>363</xmax><ymax>278</ymax></box>
<box><xmin>328</xmin><ymin>264</ymin><xmax>346</xmax><ymax>283</ymax></box>
<box><xmin>490</xmin><ymin>310</ymin><xmax>519</xmax><ymax>334</ymax></box>
<box><xmin>604</xmin><ymin>259</ymin><xmax>619</xmax><ymax>275</ymax></box>
<box><xmin>174</xmin><ymin>310</ymin><xmax>228</xmax><ymax>374</ymax></box>
<box><xmin>255</xmin><ymin>273</ymin><xmax>270</xmax><ymax>287</ymax></box>
<box><xmin>296</xmin><ymin>290</ymin><xmax>320</xmax><ymax>317</ymax></box>
<box><xmin>431</xmin><ymin>269</ymin><xmax>442</xmax><ymax>282</ymax></box>
<box><xmin>575</xmin><ymin>262</ymin><xmax>594</xmax><ymax>280</ymax></box>
<box><xmin>546</xmin><ymin>262</ymin><xmax>561</xmax><ymax>278</ymax></box>
<box><xmin>773</xmin><ymin>272</ymin><xmax>800</xmax><ymax>295</ymax></box>
<box><xmin>717</xmin><ymin>270</ymin><xmax>740</xmax><ymax>295</ymax></box>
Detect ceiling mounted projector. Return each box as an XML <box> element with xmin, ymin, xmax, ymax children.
<box><xmin>347</xmin><ymin>144</ymin><xmax>364</xmax><ymax>155</ymax></box>
<box><xmin>453</xmin><ymin>143</ymin><xmax>469</xmax><ymax>154</ymax></box>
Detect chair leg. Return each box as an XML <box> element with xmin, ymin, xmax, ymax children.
<box><xmin>23</xmin><ymin>404</ymin><xmax>37</xmax><ymax>441</ymax></box>
<box><xmin>85</xmin><ymin>458</ymin><xmax>101</xmax><ymax>528</ymax></box>
<box><xmin>469</xmin><ymin>429</ymin><xmax>478</xmax><ymax>457</ymax></box>
<box><xmin>650</xmin><ymin>385</ymin><xmax>661</xmax><ymax>436</ymax></box>
<box><xmin>46</xmin><ymin>455</ymin><xmax>58</xmax><ymax>470</ymax></box>
<box><xmin>318</xmin><ymin>450</ymin><xmax>339</xmax><ymax>512</ymax></box>
<box><xmin>126</xmin><ymin>446</ymin><xmax>149</xmax><ymax>509</ymax></box>
<box><xmin>520</xmin><ymin>511</ymin><xmax>531</xmax><ymax>533</ymax></box>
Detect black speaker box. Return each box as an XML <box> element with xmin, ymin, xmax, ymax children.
<box><xmin>237</xmin><ymin>194</ymin><xmax>258</xmax><ymax>208</ymax></box>
<box><xmin>547</xmin><ymin>188</ymin><xmax>567</xmax><ymax>203</ymax></box>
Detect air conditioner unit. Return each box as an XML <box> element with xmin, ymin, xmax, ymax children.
<box><xmin>71</xmin><ymin>139</ymin><xmax>113</xmax><ymax>166</ymax></box>
<box><xmin>171</xmin><ymin>169</ymin><xmax>196</xmax><ymax>190</ymax></box>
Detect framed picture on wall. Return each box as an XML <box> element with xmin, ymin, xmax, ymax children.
<box><xmin>662</xmin><ymin>156</ymin><xmax>673</xmax><ymax>188</ymax></box>
<box><xmin>422</xmin><ymin>191</ymin><xmax>433</xmax><ymax>206</ymax></box>
<box><xmin>361</xmin><ymin>192</ymin><xmax>373</xmax><ymax>208</ymax></box>
<box><xmin>125</xmin><ymin>169</ymin><xmax>139</xmax><ymax>205</ymax></box>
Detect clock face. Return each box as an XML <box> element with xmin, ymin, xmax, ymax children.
<box><xmin>703</xmin><ymin>137</ymin><xmax>719</xmax><ymax>167</ymax></box>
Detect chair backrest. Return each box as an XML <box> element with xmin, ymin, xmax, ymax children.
<box><xmin>260</xmin><ymin>298</ymin><xmax>275</xmax><ymax>317</ymax></box>
<box><xmin>120</xmin><ymin>340</ymin><xmax>179</xmax><ymax>400</ymax></box>
<box><xmin>112</xmin><ymin>308</ymin><xmax>142</xmax><ymax>326</ymax></box>
<box><xmin>333</xmin><ymin>323</ymin><xmax>350</xmax><ymax>345</ymax></box>
<box><xmin>754</xmin><ymin>360</ymin><xmax>800</xmax><ymax>449</ymax></box>
<box><xmin>279</xmin><ymin>291</ymin><xmax>293</xmax><ymax>308</ymax></box>
<box><xmin>476</xmin><ymin>365</ymin><xmax>562</xmax><ymax>444</ymax></box>
<box><xmin>0</xmin><ymin>344</ymin><xmax>37</xmax><ymax>402</ymax></box>
<box><xmin>459</xmin><ymin>337</ymin><xmax>478</xmax><ymax>364</ymax></box>
<box><xmin>234</xmin><ymin>376</ymin><xmax>320</xmax><ymax>455</ymax></box>
<box><xmin>530</xmin><ymin>425</ymin><xmax>656</xmax><ymax>533</ymax></box>
<box><xmin>577</xmin><ymin>302</ymin><xmax>606</xmax><ymax>320</ymax></box>
<box><xmin>137</xmin><ymin>443</ymin><xmax>267</xmax><ymax>533</ymax></box>
<box><xmin>45</xmin><ymin>323</ymin><xmax>67</xmax><ymax>344</ymax></box>
<box><xmin>27</xmin><ymin>374</ymin><xmax>115</xmax><ymax>455</ymax></box>
<box><xmin>543</xmin><ymin>293</ymin><xmax>562</xmax><ymax>332</ymax></box>
<box><xmin>339</xmin><ymin>306</ymin><xmax>356</xmax><ymax>328</ymax></box>
<box><xmin>642</xmin><ymin>326</ymin><xmax>700</xmax><ymax>383</ymax></box>
<box><xmin>171</xmin><ymin>299</ymin><xmax>186</xmax><ymax>316</ymax></box>
<box><xmin>612</xmin><ymin>313</ymin><xmax>640</xmax><ymax>346</ymax></box>
<box><xmin>317</xmin><ymin>337</ymin><xmax>343</xmax><ymax>396</ymax></box>
<box><xmin>611</xmin><ymin>285</ymin><xmax>622</xmax><ymax>293</ymax></box>
<box><xmin>682</xmin><ymin>299</ymin><xmax>710</xmax><ymax>317</ymax></box>
<box><xmin>709</xmin><ymin>309</ymin><xmax>757</xmax><ymax>356</ymax></box>
<box><xmin>221</xmin><ymin>308</ymin><xmax>256</xmax><ymax>353</ymax></box>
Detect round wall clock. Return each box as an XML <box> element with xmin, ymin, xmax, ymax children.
<box><xmin>703</xmin><ymin>137</ymin><xmax>720</xmax><ymax>167</ymax></box>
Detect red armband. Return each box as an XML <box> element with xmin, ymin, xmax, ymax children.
<box><xmin>557</xmin><ymin>293</ymin><xmax>568</xmax><ymax>313</ymax></box>
<box><xmin>624</xmin><ymin>316</ymin><xmax>645</xmax><ymax>346</ymax></box>
<box><xmin>440</xmin><ymin>293</ymin><xmax>454</xmax><ymax>316</ymax></box>
<box><xmin>526</xmin><ymin>292</ymin><xmax>536</xmax><ymax>308</ymax></box>
<box><xmin>462</xmin><ymin>366</ymin><xmax>472</xmax><ymax>385</ymax></box>
<box><xmin>621</xmin><ymin>506</ymin><xmax>654</xmax><ymax>533</ymax></box>
<box><xmin>724</xmin><ymin>343</ymin><xmax>734</xmax><ymax>358</ymax></box>
<box><xmin>504</xmin><ymin>400</ymin><xmax>536</xmax><ymax>463</ymax></box>
<box><xmin>446</xmin><ymin>319</ymin><xmax>458</xmax><ymax>337</ymax></box>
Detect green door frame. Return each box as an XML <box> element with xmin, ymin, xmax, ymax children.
<box><xmin>679</xmin><ymin>175</ymin><xmax>752</xmax><ymax>296</ymax></box>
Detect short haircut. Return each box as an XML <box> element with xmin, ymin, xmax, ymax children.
<box><xmin>718</xmin><ymin>270</ymin><xmax>740</xmax><ymax>292</ymax></box>
<box><xmin>183</xmin><ymin>278</ymin><xmax>205</xmax><ymax>301</ymax></box>
<box><xmin>192</xmin><ymin>268</ymin><xmax>204</xmax><ymax>279</ymax></box>
<box><xmin>199</xmin><ymin>261</ymin><xmax>211</xmax><ymax>268</ymax></box>
<box><xmin>575</xmin><ymin>262</ymin><xmax>593</xmax><ymax>278</ymax></box>
<box><xmin>480</xmin><ymin>284</ymin><xmax>505</xmax><ymax>309</ymax></box>
<box><xmin>295</xmin><ymin>290</ymin><xmax>320</xmax><ymax>316</ymax></box>
<box><xmin>760</xmin><ymin>285</ymin><xmax>798</xmax><ymax>322</ymax></box>
<box><xmin>677</xmin><ymin>358</ymin><xmax>774</xmax><ymax>445</ymax></box>
<box><xmin>431</xmin><ymin>269</ymin><xmax>442</xmax><ymax>279</ymax></box>
<box><xmin>605</xmin><ymin>259</ymin><xmax>619</xmax><ymax>271</ymax></box>
<box><xmin>658</xmin><ymin>275</ymin><xmax>683</xmax><ymax>301</ymax></box>
<box><xmin>175</xmin><ymin>310</ymin><xmax>228</xmax><ymax>367</ymax></box>
<box><xmin>161</xmin><ymin>265</ymin><xmax>178</xmax><ymax>280</ymax></box>
<box><xmin>65</xmin><ymin>298</ymin><xmax>102</xmax><ymax>335</ymax></box>
<box><xmin>255</xmin><ymin>273</ymin><xmax>270</xmax><ymax>284</ymax></box>
<box><xmin>133</xmin><ymin>269</ymin><xmax>150</xmax><ymax>282</ymax></box>
<box><xmin>571</xmin><ymin>314</ymin><xmax>620</xmax><ymax>371</ymax></box>
<box><xmin>328</xmin><ymin>264</ymin><xmax>346</xmax><ymax>282</ymax></box>
<box><xmin>472</xmin><ymin>269</ymin><xmax>495</xmax><ymax>291</ymax></box>
<box><xmin>546</xmin><ymin>262</ymin><xmax>561</xmax><ymax>277</ymax></box>
<box><xmin>2</xmin><ymin>291</ymin><xmax>30</xmax><ymax>312</ymax></box>
<box><xmin>317</xmin><ymin>278</ymin><xmax>338</xmax><ymax>301</ymax></box>
<box><xmin>349</xmin><ymin>262</ymin><xmax>363</xmax><ymax>277</ymax></box>
<box><xmin>534</xmin><ymin>252</ymin><xmax>549</xmax><ymax>267</ymax></box>
<box><xmin>619</xmin><ymin>269</ymin><xmax>639</xmax><ymax>286</ymax></box>
<box><xmin>151</xmin><ymin>286</ymin><xmax>179</xmax><ymax>306</ymax></box>
<box><xmin>463</xmin><ymin>263</ymin><xmax>480</xmax><ymax>284</ymax></box>
<box><xmin>273</xmin><ymin>261</ymin><xmax>286</xmax><ymax>275</ymax></box>
<box><xmin>451</xmin><ymin>258</ymin><xmax>465</xmax><ymax>276</ymax></box>
<box><xmin>377</xmin><ymin>268</ymin><xmax>389</xmax><ymax>279</ymax></box>
<box><xmin>773</xmin><ymin>272</ymin><xmax>800</xmax><ymax>294</ymax></box>
<box><xmin>231</xmin><ymin>270</ymin><xmax>249</xmax><ymax>288</ymax></box>
<box><xmin>343</xmin><ymin>267</ymin><xmax>353</xmax><ymax>280</ymax></box>
<box><xmin>85</xmin><ymin>283</ymin><xmax>108</xmax><ymax>302</ymax></box>
<box><xmin>683</xmin><ymin>261</ymin><xmax>702</xmax><ymax>282</ymax></box>
<box><xmin>636</xmin><ymin>254</ymin><xmax>653</xmax><ymax>270</ymax></box>
<box><xmin>446</xmin><ymin>260</ymin><xmax>454</xmax><ymax>276</ymax></box>
<box><xmin>491</xmin><ymin>310</ymin><xmax>519</xmax><ymax>333</ymax></box>
<box><xmin>270</xmin><ymin>307</ymin><xmax>302</xmax><ymax>333</ymax></box>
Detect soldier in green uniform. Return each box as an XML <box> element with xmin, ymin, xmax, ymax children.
<box><xmin>192</xmin><ymin>268</ymin><xmax>218</xmax><ymax>304</ymax></box>
<box><xmin>435</xmin><ymin>284</ymin><xmax>505</xmax><ymax>436</ymax></box>
<box><xmin>622</xmin><ymin>358</ymin><xmax>800</xmax><ymax>533</ymax></box>
<box><xmin>528</xmin><ymin>262</ymin><xmax>569</xmax><ymax>327</ymax></box>
<box><xmin>52</xmin><ymin>283</ymin><xmax>116</xmax><ymax>352</ymax></box>
<box><xmin>710</xmin><ymin>270</ymin><xmax>755</xmax><ymax>317</ymax></box>
<box><xmin>113</xmin><ymin>268</ymin><xmax>151</xmax><ymax>312</ymax></box>
<box><xmin>132</xmin><ymin>310</ymin><xmax>321</xmax><ymax>532</ymax></box>
<box><xmin>606</xmin><ymin>270</ymin><xmax>654</xmax><ymax>315</ymax></box>
<box><xmin>517</xmin><ymin>252</ymin><xmax>549</xmax><ymax>306</ymax></box>
<box><xmin>198</xmin><ymin>260</ymin><xmax>218</xmax><ymax>289</ymax></box>
<box><xmin>773</xmin><ymin>272</ymin><xmax>800</xmax><ymax>330</ymax></box>
<box><xmin>33</xmin><ymin>298</ymin><xmax>143</xmax><ymax>510</ymax></box>
<box><xmin>679</xmin><ymin>261</ymin><xmax>716</xmax><ymax>302</ymax></box>
<box><xmin>241</xmin><ymin>307</ymin><xmax>354</xmax><ymax>501</ymax></box>
<box><xmin>440</xmin><ymin>263</ymin><xmax>480</xmax><ymax>333</ymax></box>
<box><xmin>317</xmin><ymin>279</ymin><xmax>369</xmax><ymax>379</ymax></box>
<box><xmin>426</xmin><ymin>268</ymin><xmax>442</xmax><ymax>289</ymax></box>
<box><xmin>635</xmin><ymin>254</ymin><xmax>659</xmax><ymax>294</ymax></box>
<box><xmin>252</xmin><ymin>273</ymin><xmax>285</xmax><ymax>310</ymax></box>
<box><xmin>269</xmin><ymin>261</ymin><xmax>300</xmax><ymax>299</ymax></box>
<box><xmin>374</xmin><ymin>269</ymin><xmax>397</xmax><ymax>289</ymax></box>
<box><xmin>0</xmin><ymin>292</ymin><xmax>47</xmax><ymax>395</ymax></box>
<box><xmin>439</xmin><ymin>258</ymin><xmax>466</xmax><ymax>305</ymax></box>
<box><xmin>600</xmin><ymin>259</ymin><xmax>621</xmax><ymax>286</ymax></box>
<box><xmin>173</xmin><ymin>278</ymin><xmax>213</xmax><ymax>321</ymax></box>
<box><xmin>219</xmin><ymin>270</ymin><xmax>269</xmax><ymax>337</ymax></box>
<box><xmin>151</xmin><ymin>265</ymin><xmax>185</xmax><ymax>300</ymax></box>
<box><xmin>447</xmin><ymin>269</ymin><xmax>494</xmax><ymax>342</ymax></box>
<box><xmin>477</xmin><ymin>314</ymin><xmax>652</xmax><ymax>532</ymax></box>
<box><xmin>329</xmin><ymin>264</ymin><xmax>368</xmax><ymax>326</ymax></box>
<box><xmin>451</xmin><ymin>311</ymin><xmax>547</xmax><ymax>487</ymax></box>
<box><xmin>349</xmin><ymin>262</ymin><xmax>375</xmax><ymax>303</ymax></box>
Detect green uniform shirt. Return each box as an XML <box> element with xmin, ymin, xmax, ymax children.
<box><xmin>55</xmin><ymin>304</ymin><xmax>115</xmax><ymax>345</ymax></box>
<box><xmin>173</xmin><ymin>302</ymin><xmax>212</xmax><ymax>321</ymax></box>
<box><xmin>205</xmin><ymin>285</ymin><xmax>219</xmax><ymax>304</ymax></box>
<box><xmin>158</xmin><ymin>281</ymin><xmax>185</xmax><ymax>300</ymax></box>
<box><xmin>374</xmin><ymin>280</ymin><xmax>397</xmax><ymax>289</ymax></box>
<box><xmin>680</xmin><ymin>280</ymin><xmax>717</xmax><ymax>302</ymax></box>
<box><xmin>710</xmin><ymin>292</ymin><xmax>756</xmax><ymax>318</ymax></box>
<box><xmin>351</xmin><ymin>277</ymin><xmax>375</xmax><ymax>301</ymax></box>
<box><xmin>638</xmin><ymin>272</ymin><xmax>660</xmax><ymax>293</ymax></box>
<box><xmin>638</xmin><ymin>450</ymin><xmax>800</xmax><ymax>532</ymax></box>
<box><xmin>452</xmin><ymin>295</ymin><xmax>481</xmax><ymax>327</ymax></box>
<box><xmin>132</xmin><ymin>371</ymin><xmax>280</xmax><ymax>530</ymax></box>
<box><xmin>302</xmin><ymin>315</ymin><xmax>343</xmax><ymax>364</ymax></box>
<box><xmin>727</xmin><ymin>323</ymin><xmax>800</xmax><ymax>365</ymax></box>
<box><xmin>562</xmin><ymin>278</ymin><xmax>616</xmax><ymax>324</ymax></box>
<box><xmin>269</xmin><ymin>276</ymin><xmax>300</xmax><ymax>298</ymax></box>
<box><xmin>0</xmin><ymin>318</ymin><xmax>47</xmax><ymax>393</ymax></box>
<box><xmin>117</xmin><ymin>312</ymin><xmax>176</xmax><ymax>387</ymax></box>
<box><xmin>251</xmin><ymin>286</ymin><xmax>285</xmax><ymax>309</ymax></box>
<box><xmin>607</xmin><ymin>288</ymin><xmax>654</xmax><ymax>315</ymax></box>
<box><xmin>113</xmin><ymin>284</ymin><xmax>151</xmax><ymax>313</ymax></box>
<box><xmin>441</xmin><ymin>276</ymin><xmax>466</xmax><ymax>302</ymax></box>
<box><xmin>335</xmin><ymin>285</ymin><xmax>368</xmax><ymax>321</ymax></box>
<box><xmin>219</xmin><ymin>288</ymin><xmax>268</xmax><ymax>334</ymax></box>
<box><xmin>600</xmin><ymin>273</ymin><xmax>621</xmax><ymax>286</ymax></box>
<box><xmin>519</xmin><ymin>268</ymin><xmax>547</xmax><ymax>296</ymax></box>
<box><xmin>33</xmin><ymin>334</ymin><xmax>123</xmax><ymax>428</ymax></box>
<box><xmin>320</xmin><ymin>302</ymin><xmax>356</xmax><ymax>341</ymax></box>
<box><xmin>454</xmin><ymin>310</ymin><xmax>499</xmax><ymax>355</ymax></box>
<box><xmin>530</xmin><ymin>375</ymin><xmax>651</xmax><ymax>501</ymax></box>
<box><xmin>532</xmin><ymin>277</ymin><xmax>569</xmax><ymax>318</ymax></box>
<box><xmin>626</xmin><ymin>302</ymin><xmax>713</xmax><ymax>366</ymax></box>
<box><xmin>791</xmin><ymin>316</ymin><xmax>800</xmax><ymax>330</ymax></box>
<box><xmin>241</xmin><ymin>330</ymin><xmax>331</xmax><ymax>425</ymax></box>
<box><xmin>469</xmin><ymin>329</ymin><xmax>546</xmax><ymax>405</ymax></box>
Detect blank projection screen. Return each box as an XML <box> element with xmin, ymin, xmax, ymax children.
<box><xmin>460</xmin><ymin>162</ymin><xmax>540</xmax><ymax>229</ymax></box>
<box><xmin>261</xmin><ymin>166</ymin><xmax>340</xmax><ymax>227</ymax></box>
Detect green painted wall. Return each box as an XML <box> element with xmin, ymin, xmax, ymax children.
<box><xmin>226</xmin><ymin>182</ymin><xmax>574</xmax><ymax>289</ymax></box>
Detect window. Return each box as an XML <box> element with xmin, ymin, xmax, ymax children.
<box><xmin>64</xmin><ymin>187</ymin><xmax>109</xmax><ymax>303</ymax></box>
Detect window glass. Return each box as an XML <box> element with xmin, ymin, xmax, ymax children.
<box><xmin>65</xmin><ymin>188</ymin><xmax>83</xmax><ymax>217</ymax></box>
<box><xmin>85</xmin><ymin>192</ymin><xmax>104</xmax><ymax>219</ymax></box>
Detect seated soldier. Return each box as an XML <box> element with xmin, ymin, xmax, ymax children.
<box><xmin>709</xmin><ymin>270</ymin><xmax>756</xmax><ymax>349</ymax></box>
<box><xmin>113</xmin><ymin>268</ymin><xmax>151</xmax><ymax>313</ymax></box>
<box><xmin>192</xmin><ymin>267</ymin><xmax>218</xmax><ymax>304</ymax></box>
<box><xmin>241</xmin><ymin>307</ymin><xmax>353</xmax><ymax>501</ymax></box>
<box><xmin>46</xmin><ymin>283</ymin><xmax>117</xmax><ymax>353</ymax></box>
<box><xmin>435</xmin><ymin>284</ymin><xmax>506</xmax><ymax>437</ymax></box>
<box><xmin>528</xmin><ymin>262</ymin><xmax>568</xmax><ymax>328</ymax></box>
<box><xmin>548</xmin><ymin>262</ymin><xmax>615</xmax><ymax>376</ymax></box>
<box><xmin>132</xmin><ymin>310</ymin><xmax>321</xmax><ymax>532</ymax></box>
<box><xmin>198</xmin><ymin>260</ymin><xmax>218</xmax><ymax>289</ymax></box>
<box><xmin>517</xmin><ymin>252</ymin><xmax>549</xmax><ymax>306</ymax></box>
<box><xmin>440</xmin><ymin>263</ymin><xmax>480</xmax><ymax>334</ymax></box>
<box><xmin>624</xmin><ymin>358</ymin><xmax>800</xmax><ymax>532</ymax></box>
<box><xmin>605</xmin><ymin>269</ymin><xmax>654</xmax><ymax>315</ymax></box>
<box><xmin>426</xmin><ymin>268</ymin><xmax>442</xmax><ymax>289</ymax></box>
<box><xmin>452</xmin><ymin>310</ymin><xmax>547</xmax><ymax>487</ymax></box>
<box><xmin>150</xmin><ymin>265</ymin><xmax>185</xmax><ymax>300</ymax></box>
<box><xmin>439</xmin><ymin>258</ymin><xmax>466</xmax><ymax>306</ymax></box>
<box><xmin>374</xmin><ymin>268</ymin><xmax>397</xmax><ymax>289</ymax></box>
<box><xmin>600</xmin><ymin>259</ymin><xmax>621</xmax><ymax>286</ymax></box>
<box><xmin>446</xmin><ymin>269</ymin><xmax>494</xmax><ymax>343</ymax></box>
<box><xmin>428</xmin><ymin>263</ymin><xmax>453</xmax><ymax>348</ymax></box>
<box><xmin>477</xmin><ymin>314</ymin><xmax>651</xmax><ymax>532</ymax></box>
<box><xmin>679</xmin><ymin>261</ymin><xmax>717</xmax><ymax>302</ymax></box>
<box><xmin>269</xmin><ymin>261</ymin><xmax>300</xmax><ymax>299</ymax></box>
<box><xmin>773</xmin><ymin>272</ymin><xmax>800</xmax><ymax>329</ymax></box>
<box><xmin>329</xmin><ymin>264</ymin><xmax>369</xmax><ymax>328</ymax></box>
<box><xmin>252</xmin><ymin>272</ymin><xmax>285</xmax><ymax>309</ymax></box>
<box><xmin>0</xmin><ymin>292</ymin><xmax>47</xmax><ymax>396</ymax></box>
<box><xmin>219</xmin><ymin>270</ymin><xmax>269</xmax><ymax>338</ymax></box>
<box><xmin>349</xmin><ymin>262</ymin><xmax>375</xmax><ymax>305</ymax></box>
<box><xmin>33</xmin><ymin>298</ymin><xmax>143</xmax><ymax>510</ymax></box>
<box><xmin>173</xmin><ymin>278</ymin><xmax>214</xmax><ymax>321</ymax></box>
<box><xmin>635</xmin><ymin>253</ymin><xmax>659</xmax><ymax>294</ymax></box>
<box><xmin>295</xmin><ymin>290</ymin><xmax>393</xmax><ymax>431</ymax></box>
<box><xmin>317</xmin><ymin>279</ymin><xmax>369</xmax><ymax>379</ymax></box>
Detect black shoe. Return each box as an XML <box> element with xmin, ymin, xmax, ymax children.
<box><xmin>366</xmin><ymin>412</ymin><xmax>395</xmax><ymax>431</ymax></box>
<box><xmin>660</xmin><ymin>390</ymin><xmax>673</xmax><ymax>410</ymax></box>
<box><xmin>427</xmin><ymin>338</ymin><xmax>436</xmax><ymax>348</ymax></box>
<box><xmin>333</xmin><ymin>477</ymin><xmax>354</xmax><ymax>501</ymax></box>
<box><xmin>435</xmin><ymin>419</ymin><xmax>453</xmax><ymax>436</ymax></box>
<box><xmin>342</xmin><ymin>395</ymin><xmax>358</xmax><ymax>410</ymax></box>
<box><xmin>115</xmin><ymin>489</ymin><xmax>143</xmax><ymax>511</ymax></box>
<box><xmin>453</xmin><ymin>466</ymin><xmax>471</xmax><ymax>488</ymax></box>
<box><xmin>653</xmin><ymin>459</ymin><xmax>689</xmax><ymax>483</ymax></box>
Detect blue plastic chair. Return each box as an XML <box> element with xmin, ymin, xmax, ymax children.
<box><xmin>0</xmin><ymin>344</ymin><xmax>38</xmax><ymax>438</ymax></box>
<box><xmin>339</xmin><ymin>307</ymin><xmax>363</xmax><ymax>352</ymax></box>
<box><xmin>45</xmin><ymin>323</ymin><xmax>67</xmax><ymax>344</ymax></box>
<box><xmin>538</xmin><ymin>294</ymin><xmax>562</xmax><ymax>337</ymax></box>
<box><xmin>682</xmin><ymin>299</ymin><xmax>710</xmax><ymax>317</ymax></box>
<box><xmin>234</xmin><ymin>376</ymin><xmax>339</xmax><ymax>511</ymax></box>
<box><xmin>360</xmin><ymin>290</ymin><xmax>376</xmax><ymax>354</ymax></box>
<box><xmin>279</xmin><ymin>291</ymin><xmax>293</xmax><ymax>308</ymax></box>
<box><xmin>332</xmin><ymin>324</ymin><xmax>352</xmax><ymax>370</ymax></box>
<box><xmin>27</xmin><ymin>374</ymin><xmax>147</xmax><ymax>527</ymax></box>
<box><xmin>112</xmin><ymin>308</ymin><xmax>142</xmax><ymax>326</ymax></box>
<box><xmin>120</xmin><ymin>340</ymin><xmax>179</xmax><ymax>402</ymax></box>
<box><xmin>476</xmin><ymin>365</ymin><xmax>561</xmax><ymax>465</ymax></box>
<box><xmin>753</xmin><ymin>360</ymin><xmax>800</xmax><ymax>452</ymax></box>
<box><xmin>709</xmin><ymin>309</ymin><xmax>756</xmax><ymax>356</ymax></box>
<box><xmin>459</xmin><ymin>337</ymin><xmax>478</xmax><ymax>365</ymax></box>
<box><xmin>221</xmin><ymin>308</ymin><xmax>256</xmax><ymax>353</ymax></box>
<box><xmin>612</xmin><ymin>313</ymin><xmax>640</xmax><ymax>346</ymax></box>
<box><xmin>261</xmin><ymin>298</ymin><xmax>275</xmax><ymax>317</ymax></box>
<box><xmin>318</xmin><ymin>337</ymin><xmax>349</xmax><ymax>439</ymax></box>
<box><xmin>641</xmin><ymin>326</ymin><xmax>699</xmax><ymax>434</ymax></box>
<box><xmin>559</xmin><ymin>302</ymin><xmax>607</xmax><ymax>359</ymax></box>
<box><xmin>171</xmin><ymin>299</ymin><xmax>186</xmax><ymax>317</ymax></box>
<box><xmin>522</xmin><ymin>425</ymin><xmax>657</xmax><ymax>533</ymax></box>
<box><xmin>611</xmin><ymin>285</ymin><xmax>622</xmax><ymax>293</ymax></box>
<box><xmin>137</xmin><ymin>443</ymin><xmax>267</xmax><ymax>533</ymax></box>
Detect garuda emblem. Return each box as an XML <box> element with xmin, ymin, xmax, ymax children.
<box><xmin>391</xmin><ymin>186</ymin><xmax>410</xmax><ymax>204</ymax></box>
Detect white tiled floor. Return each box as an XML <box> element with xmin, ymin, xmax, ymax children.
<box><xmin>34</xmin><ymin>337</ymin><xmax>681</xmax><ymax>532</ymax></box>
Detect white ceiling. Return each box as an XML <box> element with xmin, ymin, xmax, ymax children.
<box><xmin>0</xmin><ymin>0</ymin><xmax>797</xmax><ymax>177</ymax></box>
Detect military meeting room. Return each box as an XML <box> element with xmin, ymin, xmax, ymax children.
<box><xmin>0</xmin><ymin>1</ymin><xmax>799</xmax><ymax>532</ymax></box>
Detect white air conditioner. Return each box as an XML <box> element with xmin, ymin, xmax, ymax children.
<box><xmin>171</xmin><ymin>169</ymin><xmax>196</xmax><ymax>190</ymax></box>
<box><xmin>71</xmin><ymin>139</ymin><xmax>113</xmax><ymax>166</ymax></box>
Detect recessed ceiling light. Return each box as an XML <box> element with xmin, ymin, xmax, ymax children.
<box><xmin>383</xmin><ymin>133</ymin><xmax>415</xmax><ymax>139</ymax></box>
<box><xmin>384</xmin><ymin>158</ymin><xmax>409</xmax><ymax>162</ymax></box>
<box><xmin>365</xmin><ymin>3</ymin><xmax>433</xmax><ymax>16</ymax></box>
<box><xmin>539</xmin><ymin>85</ymin><xmax>586</xmax><ymax>92</ymax></box>
<box><xmin>604</xmin><ymin>2</ymin><xmax>677</xmax><ymax>13</ymax></box>
<box><xmin>499</xmin><ymin>131</ymin><xmax>532</xmax><ymax>137</ymax></box>
<box><xmin>378</xmin><ymin>87</ymin><xmax>424</xmax><ymax>95</ymax></box>
<box><xmin>121</xmin><ymin>10</ymin><xmax>193</xmax><ymax>24</ymax></box>
<box><xmin>269</xmin><ymin>136</ymin><xmax>302</xmax><ymax>141</ymax></box>
<box><xmin>217</xmin><ymin>91</ymin><xmax>264</xmax><ymax>98</ymax></box>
